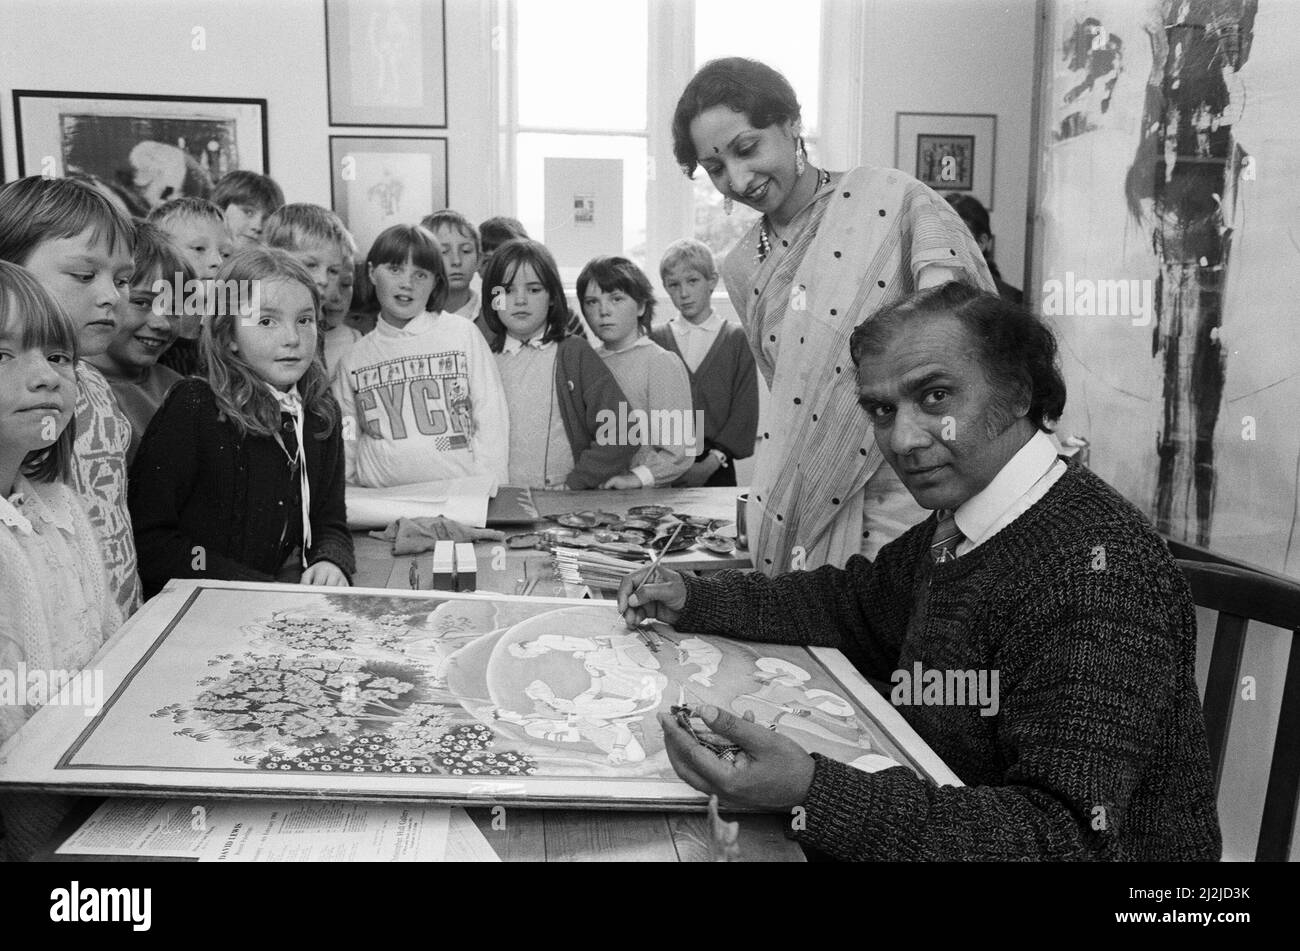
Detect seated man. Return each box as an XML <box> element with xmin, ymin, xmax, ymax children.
<box><xmin>618</xmin><ymin>282</ymin><xmax>1221</xmax><ymax>861</ymax></box>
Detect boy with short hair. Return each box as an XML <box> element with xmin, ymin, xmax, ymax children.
<box><xmin>148</xmin><ymin>197</ymin><xmax>231</xmax><ymax>377</ymax></box>
<box><xmin>421</xmin><ymin>210</ymin><xmax>481</xmax><ymax>321</ymax></box>
<box><xmin>651</xmin><ymin>238</ymin><xmax>758</xmax><ymax>487</ymax></box>
<box><xmin>264</xmin><ymin>204</ymin><xmax>359</xmax><ymax>377</ymax></box>
<box><xmin>212</xmin><ymin>170</ymin><xmax>286</xmax><ymax>249</ymax></box>
<box><xmin>88</xmin><ymin>221</ymin><xmax>191</xmax><ymax>464</ymax></box>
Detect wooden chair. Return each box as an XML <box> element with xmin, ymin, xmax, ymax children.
<box><xmin>1178</xmin><ymin>560</ymin><xmax>1300</xmax><ymax>861</ymax></box>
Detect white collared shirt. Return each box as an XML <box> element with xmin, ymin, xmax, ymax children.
<box><xmin>595</xmin><ymin>334</ymin><xmax>655</xmax><ymax>357</ymax></box>
<box><xmin>951</xmin><ymin>429</ymin><xmax>1066</xmax><ymax>556</ymax></box>
<box><xmin>668</xmin><ymin>309</ymin><xmax>723</xmax><ymax>372</ymax></box>
<box><xmin>375</xmin><ymin>310</ymin><xmax>440</xmax><ymax>337</ymax></box>
<box><xmin>501</xmin><ymin>333</ymin><xmax>553</xmax><ymax>355</ymax></box>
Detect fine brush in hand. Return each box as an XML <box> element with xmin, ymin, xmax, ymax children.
<box><xmin>624</xmin><ymin>522</ymin><xmax>683</xmax><ymax>633</ymax></box>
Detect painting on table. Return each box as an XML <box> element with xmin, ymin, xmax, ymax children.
<box><xmin>0</xmin><ymin>581</ymin><xmax>958</xmax><ymax>806</ymax></box>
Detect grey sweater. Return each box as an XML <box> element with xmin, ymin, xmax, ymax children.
<box><xmin>676</xmin><ymin>460</ymin><xmax>1222</xmax><ymax>861</ymax></box>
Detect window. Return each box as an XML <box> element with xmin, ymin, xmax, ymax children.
<box><xmin>502</xmin><ymin>0</ymin><xmax>844</xmax><ymax>280</ymax></box>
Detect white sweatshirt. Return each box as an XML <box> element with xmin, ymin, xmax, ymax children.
<box><xmin>332</xmin><ymin>310</ymin><xmax>510</xmax><ymax>487</ymax></box>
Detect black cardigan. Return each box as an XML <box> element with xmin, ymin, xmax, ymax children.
<box><xmin>129</xmin><ymin>378</ymin><xmax>355</xmax><ymax>599</ymax></box>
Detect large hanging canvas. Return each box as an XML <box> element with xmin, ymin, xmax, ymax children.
<box><xmin>1031</xmin><ymin>0</ymin><xmax>1300</xmax><ymax>573</ymax></box>
<box><xmin>0</xmin><ymin>581</ymin><xmax>958</xmax><ymax>806</ymax></box>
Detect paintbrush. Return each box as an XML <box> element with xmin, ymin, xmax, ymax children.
<box><xmin>624</xmin><ymin>522</ymin><xmax>683</xmax><ymax>641</ymax></box>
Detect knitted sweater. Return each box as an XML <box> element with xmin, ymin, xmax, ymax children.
<box><xmin>675</xmin><ymin>460</ymin><xmax>1221</xmax><ymax>861</ymax></box>
<box><xmin>651</xmin><ymin>319</ymin><xmax>759</xmax><ymax>463</ymax></box>
<box><xmin>552</xmin><ymin>335</ymin><xmax>637</xmax><ymax>489</ymax></box>
<box><xmin>595</xmin><ymin>337</ymin><xmax>694</xmax><ymax>486</ymax></box>
<box><xmin>332</xmin><ymin>311</ymin><xmax>510</xmax><ymax>487</ymax></box>
<box><xmin>129</xmin><ymin>379</ymin><xmax>355</xmax><ymax>600</ymax></box>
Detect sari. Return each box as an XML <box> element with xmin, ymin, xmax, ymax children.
<box><xmin>722</xmin><ymin>166</ymin><xmax>994</xmax><ymax>574</ymax></box>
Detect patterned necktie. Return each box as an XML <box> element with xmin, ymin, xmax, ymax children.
<box><xmin>930</xmin><ymin>509</ymin><xmax>964</xmax><ymax>563</ymax></box>
<box><xmin>266</xmin><ymin>385</ymin><xmax>312</xmax><ymax>563</ymax></box>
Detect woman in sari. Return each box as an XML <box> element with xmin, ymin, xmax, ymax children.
<box><xmin>672</xmin><ymin>57</ymin><xmax>995</xmax><ymax>574</ymax></box>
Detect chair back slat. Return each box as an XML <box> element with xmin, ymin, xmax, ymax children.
<box><xmin>1257</xmin><ymin>638</ymin><xmax>1300</xmax><ymax>862</ymax></box>
<box><xmin>1177</xmin><ymin>560</ymin><xmax>1300</xmax><ymax>863</ymax></box>
<box><xmin>1202</xmin><ymin>613</ymin><xmax>1248</xmax><ymax>789</ymax></box>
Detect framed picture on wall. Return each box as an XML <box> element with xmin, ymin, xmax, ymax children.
<box><xmin>895</xmin><ymin>112</ymin><xmax>996</xmax><ymax>210</ymax></box>
<box><xmin>325</xmin><ymin>0</ymin><xmax>448</xmax><ymax>128</ymax></box>
<box><xmin>329</xmin><ymin>135</ymin><xmax>449</xmax><ymax>257</ymax></box>
<box><xmin>12</xmin><ymin>90</ymin><xmax>268</xmax><ymax>217</ymax></box>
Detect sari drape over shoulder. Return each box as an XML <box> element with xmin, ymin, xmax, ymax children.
<box><xmin>722</xmin><ymin>166</ymin><xmax>994</xmax><ymax>574</ymax></box>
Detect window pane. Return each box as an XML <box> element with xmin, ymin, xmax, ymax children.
<box><xmin>517</xmin><ymin>0</ymin><xmax>647</xmax><ymax>131</ymax></box>
<box><xmin>692</xmin><ymin>174</ymin><xmax>760</xmax><ymax>260</ymax></box>
<box><xmin>516</xmin><ymin>132</ymin><xmax>649</xmax><ymax>279</ymax></box>
<box><xmin>694</xmin><ymin>0</ymin><xmax>821</xmax><ymax>134</ymax></box>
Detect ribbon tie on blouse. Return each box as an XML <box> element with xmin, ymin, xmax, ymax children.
<box><xmin>266</xmin><ymin>384</ymin><xmax>312</xmax><ymax>563</ymax></box>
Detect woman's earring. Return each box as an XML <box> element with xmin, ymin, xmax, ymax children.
<box><xmin>795</xmin><ymin>139</ymin><xmax>806</xmax><ymax>177</ymax></box>
<box><xmin>723</xmin><ymin>196</ymin><xmax>734</xmax><ymax>216</ymax></box>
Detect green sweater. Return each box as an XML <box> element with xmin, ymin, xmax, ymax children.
<box><xmin>676</xmin><ymin>460</ymin><xmax>1221</xmax><ymax>861</ymax></box>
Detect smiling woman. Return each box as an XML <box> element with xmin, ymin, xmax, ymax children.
<box><xmin>672</xmin><ymin>58</ymin><xmax>996</xmax><ymax>574</ymax></box>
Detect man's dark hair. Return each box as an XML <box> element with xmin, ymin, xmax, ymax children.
<box><xmin>850</xmin><ymin>282</ymin><xmax>1066</xmax><ymax>432</ymax></box>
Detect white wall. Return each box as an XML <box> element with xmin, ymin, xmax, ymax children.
<box><xmin>858</xmin><ymin>0</ymin><xmax>1037</xmax><ymax>287</ymax></box>
<box><xmin>0</xmin><ymin>0</ymin><xmax>497</xmax><ymax>217</ymax></box>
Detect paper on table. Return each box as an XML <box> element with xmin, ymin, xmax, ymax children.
<box><xmin>57</xmin><ymin>798</ymin><xmax>450</xmax><ymax>862</ymax></box>
<box><xmin>345</xmin><ymin>475</ymin><xmax>496</xmax><ymax>530</ymax></box>
<box><xmin>446</xmin><ymin>807</ymin><xmax>500</xmax><ymax>862</ymax></box>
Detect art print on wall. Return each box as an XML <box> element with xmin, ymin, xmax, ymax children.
<box><xmin>12</xmin><ymin>91</ymin><xmax>268</xmax><ymax>217</ymax></box>
<box><xmin>325</xmin><ymin>0</ymin><xmax>448</xmax><ymax>128</ymax></box>
<box><xmin>329</xmin><ymin>136</ymin><xmax>448</xmax><ymax>261</ymax></box>
<box><xmin>895</xmin><ymin>112</ymin><xmax>996</xmax><ymax>210</ymax></box>
<box><xmin>1030</xmin><ymin>0</ymin><xmax>1300</xmax><ymax>573</ymax></box>
<box><xmin>0</xmin><ymin>581</ymin><xmax>959</xmax><ymax>805</ymax></box>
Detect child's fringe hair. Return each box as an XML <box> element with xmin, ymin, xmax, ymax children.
<box><xmin>200</xmin><ymin>247</ymin><xmax>340</xmax><ymax>440</ymax></box>
<box><xmin>0</xmin><ymin>261</ymin><xmax>78</xmax><ymax>483</ymax></box>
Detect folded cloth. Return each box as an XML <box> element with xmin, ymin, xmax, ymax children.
<box><xmin>371</xmin><ymin>516</ymin><xmax>506</xmax><ymax>555</ymax></box>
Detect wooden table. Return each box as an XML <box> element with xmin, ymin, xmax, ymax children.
<box><xmin>37</xmin><ymin>486</ymin><xmax>803</xmax><ymax>862</ymax></box>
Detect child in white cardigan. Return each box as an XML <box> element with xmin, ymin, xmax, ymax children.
<box><xmin>0</xmin><ymin>262</ymin><xmax>120</xmax><ymax>861</ymax></box>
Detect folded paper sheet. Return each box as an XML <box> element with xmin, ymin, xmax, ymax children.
<box><xmin>345</xmin><ymin>476</ymin><xmax>495</xmax><ymax>530</ymax></box>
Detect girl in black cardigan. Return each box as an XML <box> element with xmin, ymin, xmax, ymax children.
<box><xmin>129</xmin><ymin>248</ymin><xmax>354</xmax><ymax>599</ymax></box>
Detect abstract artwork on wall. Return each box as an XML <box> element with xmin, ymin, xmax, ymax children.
<box><xmin>1031</xmin><ymin>0</ymin><xmax>1300</xmax><ymax>574</ymax></box>
<box><xmin>0</xmin><ymin>581</ymin><xmax>959</xmax><ymax>806</ymax></box>
<box><xmin>329</xmin><ymin>135</ymin><xmax>448</xmax><ymax>260</ymax></box>
<box><xmin>12</xmin><ymin>91</ymin><xmax>268</xmax><ymax>217</ymax></box>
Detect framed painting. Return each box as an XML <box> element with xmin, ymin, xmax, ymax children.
<box><xmin>0</xmin><ymin>581</ymin><xmax>960</xmax><ymax>807</ymax></box>
<box><xmin>325</xmin><ymin>0</ymin><xmax>448</xmax><ymax>128</ymax></box>
<box><xmin>895</xmin><ymin>111</ymin><xmax>996</xmax><ymax>210</ymax></box>
<box><xmin>329</xmin><ymin>135</ymin><xmax>448</xmax><ymax>256</ymax></box>
<box><xmin>12</xmin><ymin>90</ymin><xmax>268</xmax><ymax>217</ymax></box>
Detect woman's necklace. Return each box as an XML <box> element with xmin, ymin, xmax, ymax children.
<box><xmin>756</xmin><ymin>167</ymin><xmax>832</xmax><ymax>263</ymax></box>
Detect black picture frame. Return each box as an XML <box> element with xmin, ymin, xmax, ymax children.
<box><xmin>12</xmin><ymin>90</ymin><xmax>268</xmax><ymax>214</ymax></box>
<box><xmin>329</xmin><ymin>135</ymin><xmax>449</xmax><ymax>256</ymax></box>
<box><xmin>325</xmin><ymin>0</ymin><xmax>449</xmax><ymax>128</ymax></box>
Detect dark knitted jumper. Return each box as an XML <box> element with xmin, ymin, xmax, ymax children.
<box><xmin>129</xmin><ymin>378</ymin><xmax>355</xmax><ymax>599</ymax></box>
<box><xmin>676</xmin><ymin>460</ymin><xmax>1221</xmax><ymax>861</ymax></box>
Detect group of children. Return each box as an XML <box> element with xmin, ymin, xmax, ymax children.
<box><xmin>0</xmin><ymin>168</ymin><xmax>761</xmax><ymax>816</ymax></box>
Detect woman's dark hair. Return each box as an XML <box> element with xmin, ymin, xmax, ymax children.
<box><xmin>945</xmin><ymin>194</ymin><xmax>992</xmax><ymax>241</ymax></box>
<box><xmin>576</xmin><ymin>256</ymin><xmax>656</xmax><ymax>335</ymax></box>
<box><xmin>671</xmin><ymin>57</ymin><xmax>802</xmax><ymax>177</ymax></box>
<box><xmin>364</xmin><ymin>224</ymin><xmax>447</xmax><ymax>313</ymax></box>
<box><xmin>849</xmin><ymin>282</ymin><xmax>1066</xmax><ymax>432</ymax></box>
<box><xmin>481</xmin><ymin>239</ymin><xmax>572</xmax><ymax>352</ymax></box>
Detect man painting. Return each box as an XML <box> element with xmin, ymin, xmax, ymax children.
<box><xmin>618</xmin><ymin>282</ymin><xmax>1220</xmax><ymax>861</ymax></box>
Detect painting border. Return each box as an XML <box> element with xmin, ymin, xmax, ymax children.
<box><xmin>328</xmin><ymin>134</ymin><xmax>450</xmax><ymax>253</ymax></box>
<box><xmin>894</xmin><ymin>111</ymin><xmax>996</xmax><ymax>211</ymax></box>
<box><xmin>0</xmin><ymin>580</ymin><xmax>960</xmax><ymax>809</ymax></box>
<box><xmin>12</xmin><ymin>89</ymin><xmax>269</xmax><ymax>183</ymax></box>
<box><xmin>325</xmin><ymin>0</ymin><xmax>449</xmax><ymax>129</ymax></box>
